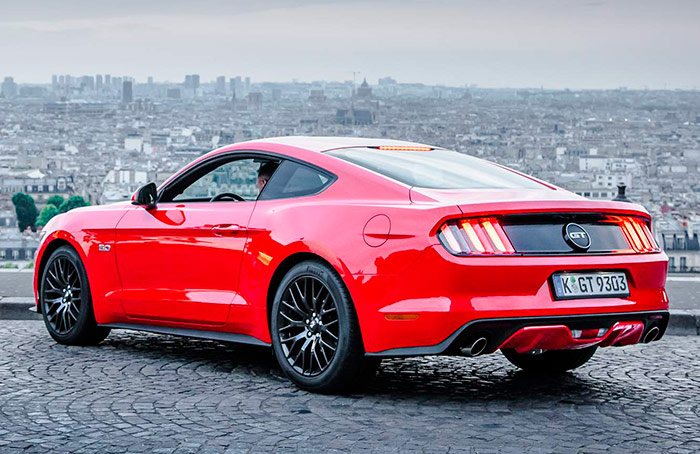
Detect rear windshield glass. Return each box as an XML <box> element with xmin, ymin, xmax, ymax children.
<box><xmin>327</xmin><ymin>148</ymin><xmax>546</xmax><ymax>190</ymax></box>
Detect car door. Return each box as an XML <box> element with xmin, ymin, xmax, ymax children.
<box><xmin>114</xmin><ymin>154</ymin><xmax>278</xmax><ymax>325</ymax></box>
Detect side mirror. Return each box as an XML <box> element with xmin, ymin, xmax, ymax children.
<box><xmin>132</xmin><ymin>182</ymin><xmax>158</xmax><ymax>210</ymax></box>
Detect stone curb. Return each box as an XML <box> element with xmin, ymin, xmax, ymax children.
<box><xmin>0</xmin><ymin>298</ymin><xmax>41</xmax><ymax>321</ymax></box>
<box><xmin>1</xmin><ymin>297</ymin><xmax>698</xmax><ymax>336</ymax></box>
<box><xmin>667</xmin><ymin>310</ymin><xmax>700</xmax><ymax>336</ymax></box>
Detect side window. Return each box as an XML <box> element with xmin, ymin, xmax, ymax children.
<box><xmin>258</xmin><ymin>160</ymin><xmax>333</xmax><ymax>200</ymax></box>
<box><xmin>161</xmin><ymin>157</ymin><xmax>280</xmax><ymax>203</ymax></box>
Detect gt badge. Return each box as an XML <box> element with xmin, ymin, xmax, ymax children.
<box><xmin>563</xmin><ymin>223</ymin><xmax>591</xmax><ymax>251</ymax></box>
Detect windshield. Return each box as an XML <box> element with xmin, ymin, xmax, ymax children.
<box><xmin>327</xmin><ymin>148</ymin><xmax>547</xmax><ymax>190</ymax></box>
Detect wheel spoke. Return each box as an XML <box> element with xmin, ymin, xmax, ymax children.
<box><xmin>320</xmin><ymin>338</ymin><xmax>337</xmax><ymax>352</ymax></box>
<box><xmin>280</xmin><ymin>311</ymin><xmax>302</xmax><ymax>325</ymax></box>
<box><xmin>47</xmin><ymin>269</ymin><xmax>61</xmax><ymax>288</ymax></box>
<box><xmin>316</xmin><ymin>340</ymin><xmax>330</xmax><ymax>366</ymax></box>
<box><xmin>56</xmin><ymin>260</ymin><xmax>65</xmax><ymax>285</ymax></box>
<box><xmin>294</xmin><ymin>281</ymin><xmax>312</xmax><ymax>314</ymax></box>
<box><xmin>67</xmin><ymin>305</ymin><xmax>78</xmax><ymax>322</ymax></box>
<box><xmin>280</xmin><ymin>330</ymin><xmax>307</xmax><ymax>344</ymax></box>
<box><xmin>281</xmin><ymin>299</ymin><xmax>305</xmax><ymax>317</ymax></box>
<box><xmin>322</xmin><ymin>329</ymin><xmax>338</xmax><ymax>342</ymax></box>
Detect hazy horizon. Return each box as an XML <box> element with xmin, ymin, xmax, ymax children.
<box><xmin>2</xmin><ymin>0</ymin><xmax>700</xmax><ymax>90</ymax></box>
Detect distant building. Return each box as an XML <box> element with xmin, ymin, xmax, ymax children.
<box><xmin>0</xmin><ymin>234</ymin><xmax>39</xmax><ymax>261</ymax></box>
<box><xmin>0</xmin><ymin>210</ymin><xmax>16</xmax><ymax>229</ymax></box>
<box><xmin>378</xmin><ymin>76</ymin><xmax>397</xmax><ymax>85</ymax></box>
<box><xmin>1</xmin><ymin>77</ymin><xmax>18</xmax><ymax>98</ymax></box>
<box><xmin>19</xmin><ymin>86</ymin><xmax>46</xmax><ymax>97</ymax></box>
<box><xmin>216</xmin><ymin>76</ymin><xmax>226</xmax><ymax>95</ymax></box>
<box><xmin>44</xmin><ymin>101</ymin><xmax>112</xmax><ymax>115</ymax></box>
<box><xmin>124</xmin><ymin>134</ymin><xmax>143</xmax><ymax>152</ymax></box>
<box><xmin>247</xmin><ymin>92</ymin><xmax>263</xmax><ymax>110</ymax></box>
<box><xmin>0</xmin><ymin>171</ymin><xmax>73</xmax><ymax>206</ymax></box>
<box><xmin>655</xmin><ymin>217</ymin><xmax>700</xmax><ymax>273</ymax></box>
<box><xmin>309</xmin><ymin>89</ymin><xmax>326</xmax><ymax>102</ymax></box>
<box><xmin>184</xmin><ymin>74</ymin><xmax>200</xmax><ymax>97</ymax></box>
<box><xmin>356</xmin><ymin>78</ymin><xmax>372</xmax><ymax>99</ymax></box>
<box><xmin>122</xmin><ymin>80</ymin><xmax>133</xmax><ymax>104</ymax></box>
<box><xmin>336</xmin><ymin>108</ymin><xmax>373</xmax><ymax>125</ymax></box>
<box><xmin>80</xmin><ymin>75</ymin><xmax>95</xmax><ymax>91</ymax></box>
<box><xmin>167</xmin><ymin>88</ymin><xmax>181</xmax><ymax>99</ymax></box>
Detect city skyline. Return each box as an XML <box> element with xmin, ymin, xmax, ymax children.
<box><xmin>2</xmin><ymin>0</ymin><xmax>700</xmax><ymax>89</ymax></box>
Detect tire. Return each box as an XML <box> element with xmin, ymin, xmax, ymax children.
<box><xmin>501</xmin><ymin>346</ymin><xmax>597</xmax><ymax>374</ymax></box>
<box><xmin>39</xmin><ymin>245</ymin><xmax>110</xmax><ymax>346</ymax></box>
<box><xmin>270</xmin><ymin>260</ymin><xmax>377</xmax><ymax>393</ymax></box>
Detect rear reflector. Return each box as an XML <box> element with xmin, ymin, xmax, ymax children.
<box><xmin>438</xmin><ymin>217</ymin><xmax>516</xmax><ymax>256</ymax></box>
<box><xmin>384</xmin><ymin>314</ymin><xmax>420</xmax><ymax>321</ymax></box>
<box><xmin>373</xmin><ymin>146</ymin><xmax>433</xmax><ymax>151</ymax></box>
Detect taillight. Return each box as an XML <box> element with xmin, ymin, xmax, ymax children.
<box><xmin>610</xmin><ymin>216</ymin><xmax>659</xmax><ymax>253</ymax></box>
<box><xmin>438</xmin><ymin>217</ymin><xmax>516</xmax><ymax>256</ymax></box>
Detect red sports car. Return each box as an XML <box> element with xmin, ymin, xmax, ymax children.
<box><xmin>34</xmin><ymin>136</ymin><xmax>669</xmax><ymax>392</ymax></box>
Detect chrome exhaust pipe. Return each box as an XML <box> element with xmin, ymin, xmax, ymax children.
<box><xmin>643</xmin><ymin>326</ymin><xmax>660</xmax><ymax>343</ymax></box>
<box><xmin>460</xmin><ymin>337</ymin><xmax>488</xmax><ymax>357</ymax></box>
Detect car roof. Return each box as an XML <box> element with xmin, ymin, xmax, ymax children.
<box><xmin>244</xmin><ymin>136</ymin><xmax>437</xmax><ymax>153</ymax></box>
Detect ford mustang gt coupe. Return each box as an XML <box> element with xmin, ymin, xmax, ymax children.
<box><xmin>34</xmin><ymin>136</ymin><xmax>669</xmax><ymax>392</ymax></box>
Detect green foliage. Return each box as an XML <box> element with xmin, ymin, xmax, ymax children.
<box><xmin>46</xmin><ymin>195</ymin><xmax>64</xmax><ymax>208</ymax></box>
<box><xmin>58</xmin><ymin>196</ymin><xmax>90</xmax><ymax>213</ymax></box>
<box><xmin>11</xmin><ymin>192</ymin><xmax>39</xmax><ymax>232</ymax></box>
<box><xmin>36</xmin><ymin>204</ymin><xmax>59</xmax><ymax>227</ymax></box>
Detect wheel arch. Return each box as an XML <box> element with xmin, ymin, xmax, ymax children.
<box><xmin>266</xmin><ymin>252</ymin><xmax>331</xmax><ymax>326</ymax></box>
<box><xmin>35</xmin><ymin>237</ymin><xmax>82</xmax><ymax>314</ymax></box>
<box><xmin>265</xmin><ymin>252</ymin><xmax>363</xmax><ymax>349</ymax></box>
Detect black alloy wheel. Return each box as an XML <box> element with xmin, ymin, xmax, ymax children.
<box><xmin>42</xmin><ymin>256</ymin><xmax>82</xmax><ymax>334</ymax></box>
<box><xmin>40</xmin><ymin>245</ymin><xmax>110</xmax><ymax>345</ymax></box>
<box><xmin>277</xmin><ymin>275</ymin><xmax>340</xmax><ymax>376</ymax></box>
<box><xmin>271</xmin><ymin>260</ymin><xmax>380</xmax><ymax>393</ymax></box>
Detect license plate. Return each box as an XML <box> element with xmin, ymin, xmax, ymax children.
<box><xmin>551</xmin><ymin>272</ymin><xmax>630</xmax><ymax>300</ymax></box>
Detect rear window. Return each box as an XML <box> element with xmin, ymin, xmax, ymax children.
<box><xmin>327</xmin><ymin>148</ymin><xmax>546</xmax><ymax>190</ymax></box>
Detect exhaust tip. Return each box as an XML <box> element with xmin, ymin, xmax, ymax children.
<box><xmin>460</xmin><ymin>337</ymin><xmax>488</xmax><ymax>357</ymax></box>
<box><xmin>643</xmin><ymin>326</ymin><xmax>660</xmax><ymax>343</ymax></box>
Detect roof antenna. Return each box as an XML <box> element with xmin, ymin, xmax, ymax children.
<box><xmin>613</xmin><ymin>183</ymin><xmax>631</xmax><ymax>202</ymax></box>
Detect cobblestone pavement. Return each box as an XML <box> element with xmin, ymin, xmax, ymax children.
<box><xmin>0</xmin><ymin>322</ymin><xmax>698</xmax><ymax>453</ymax></box>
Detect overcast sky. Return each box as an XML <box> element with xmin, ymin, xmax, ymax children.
<box><xmin>2</xmin><ymin>0</ymin><xmax>699</xmax><ymax>89</ymax></box>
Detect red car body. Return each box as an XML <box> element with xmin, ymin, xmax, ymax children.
<box><xmin>34</xmin><ymin>137</ymin><xmax>669</xmax><ymax>357</ymax></box>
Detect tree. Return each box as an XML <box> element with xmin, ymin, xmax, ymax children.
<box><xmin>58</xmin><ymin>195</ymin><xmax>90</xmax><ymax>213</ymax></box>
<box><xmin>46</xmin><ymin>195</ymin><xmax>64</xmax><ymax>208</ymax></box>
<box><xmin>11</xmin><ymin>192</ymin><xmax>39</xmax><ymax>232</ymax></box>
<box><xmin>36</xmin><ymin>204</ymin><xmax>59</xmax><ymax>227</ymax></box>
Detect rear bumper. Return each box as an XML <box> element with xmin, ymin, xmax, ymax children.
<box><xmin>352</xmin><ymin>245</ymin><xmax>669</xmax><ymax>354</ymax></box>
<box><xmin>366</xmin><ymin>310</ymin><xmax>669</xmax><ymax>357</ymax></box>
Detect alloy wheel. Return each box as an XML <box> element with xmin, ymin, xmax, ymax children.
<box><xmin>277</xmin><ymin>275</ymin><xmax>339</xmax><ymax>376</ymax></box>
<box><xmin>42</xmin><ymin>257</ymin><xmax>82</xmax><ymax>334</ymax></box>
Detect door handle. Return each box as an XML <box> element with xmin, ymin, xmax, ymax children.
<box><xmin>211</xmin><ymin>224</ymin><xmax>245</xmax><ymax>236</ymax></box>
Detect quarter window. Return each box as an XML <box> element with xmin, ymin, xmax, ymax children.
<box><xmin>259</xmin><ymin>160</ymin><xmax>333</xmax><ymax>200</ymax></box>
